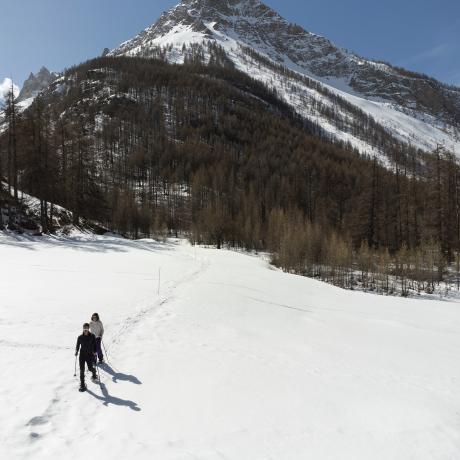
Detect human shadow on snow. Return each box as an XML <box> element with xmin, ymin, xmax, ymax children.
<box><xmin>98</xmin><ymin>362</ymin><xmax>142</xmax><ymax>385</ymax></box>
<box><xmin>86</xmin><ymin>383</ymin><xmax>141</xmax><ymax>411</ymax></box>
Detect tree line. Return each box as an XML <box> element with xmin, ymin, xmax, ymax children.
<box><xmin>1</xmin><ymin>54</ymin><xmax>459</xmax><ymax>295</ymax></box>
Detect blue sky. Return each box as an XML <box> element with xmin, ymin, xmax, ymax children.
<box><xmin>1</xmin><ymin>0</ymin><xmax>459</xmax><ymax>88</ymax></box>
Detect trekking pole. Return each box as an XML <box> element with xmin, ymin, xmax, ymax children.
<box><xmin>73</xmin><ymin>355</ymin><xmax>77</xmax><ymax>377</ymax></box>
<box><xmin>96</xmin><ymin>360</ymin><xmax>101</xmax><ymax>387</ymax></box>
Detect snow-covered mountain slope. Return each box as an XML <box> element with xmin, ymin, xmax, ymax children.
<box><xmin>111</xmin><ymin>0</ymin><xmax>460</xmax><ymax>160</ymax></box>
<box><xmin>1</xmin><ymin>234</ymin><xmax>460</xmax><ymax>459</ymax></box>
<box><xmin>16</xmin><ymin>67</ymin><xmax>59</xmax><ymax>110</ymax></box>
<box><xmin>0</xmin><ymin>182</ymin><xmax>103</xmax><ymax>234</ymax></box>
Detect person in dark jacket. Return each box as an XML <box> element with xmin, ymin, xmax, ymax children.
<box><xmin>75</xmin><ymin>323</ymin><xmax>98</xmax><ymax>391</ymax></box>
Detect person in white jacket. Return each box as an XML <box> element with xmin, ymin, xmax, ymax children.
<box><xmin>89</xmin><ymin>313</ymin><xmax>104</xmax><ymax>363</ymax></box>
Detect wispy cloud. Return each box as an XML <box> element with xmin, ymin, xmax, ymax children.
<box><xmin>402</xmin><ymin>43</ymin><xmax>451</xmax><ymax>66</ymax></box>
<box><xmin>397</xmin><ymin>41</ymin><xmax>460</xmax><ymax>85</ymax></box>
<box><xmin>0</xmin><ymin>78</ymin><xmax>19</xmax><ymax>105</ymax></box>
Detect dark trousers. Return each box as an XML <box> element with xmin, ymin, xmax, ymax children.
<box><xmin>95</xmin><ymin>337</ymin><xmax>103</xmax><ymax>362</ymax></box>
<box><xmin>79</xmin><ymin>353</ymin><xmax>95</xmax><ymax>385</ymax></box>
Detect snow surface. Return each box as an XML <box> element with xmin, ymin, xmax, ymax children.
<box><xmin>1</xmin><ymin>233</ymin><xmax>460</xmax><ymax>459</ymax></box>
<box><xmin>16</xmin><ymin>97</ymin><xmax>35</xmax><ymax>112</ymax></box>
<box><xmin>3</xmin><ymin>182</ymin><xmax>70</xmax><ymax>218</ymax></box>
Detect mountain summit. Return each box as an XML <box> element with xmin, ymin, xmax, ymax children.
<box><xmin>112</xmin><ymin>0</ymin><xmax>460</xmax><ymax>159</ymax></box>
<box><xmin>16</xmin><ymin>67</ymin><xmax>58</xmax><ymax>104</ymax></box>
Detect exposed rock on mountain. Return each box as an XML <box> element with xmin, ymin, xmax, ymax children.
<box><xmin>111</xmin><ymin>0</ymin><xmax>460</xmax><ymax>159</ymax></box>
<box><xmin>16</xmin><ymin>67</ymin><xmax>58</xmax><ymax>103</ymax></box>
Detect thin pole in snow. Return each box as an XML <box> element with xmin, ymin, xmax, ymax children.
<box><xmin>157</xmin><ymin>267</ymin><xmax>161</xmax><ymax>296</ymax></box>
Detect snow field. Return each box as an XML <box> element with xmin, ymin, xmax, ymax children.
<box><xmin>0</xmin><ymin>233</ymin><xmax>460</xmax><ymax>459</ymax></box>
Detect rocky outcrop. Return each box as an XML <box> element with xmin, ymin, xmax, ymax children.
<box><xmin>16</xmin><ymin>67</ymin><xmax>58</xmax><ymax>103</ymax></box>
<box><xmin>112</xmin><ymin>0</ymin><xmax>460</xmax><ymax>128</ymax></box>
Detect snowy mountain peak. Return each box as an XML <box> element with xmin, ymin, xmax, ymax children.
<box><xmin>16</xmin><ymin>66</ymin><xmax>58</xmax><ymax>103</ymax></box>
<box><xmin>112</xmin><ymin>0</ymin><xmax>350</xmax><ymax>81</ymax></box>
<box><xmin>179</xmin><ymin>0</ymin><xmax>266</xmax><ymax>14</ymax></box>
<box><xmin>112</xmin><ymin>0</ymin><xmax>460</xmax><ymax>159</ymax></box>
<box><xmin>182</xmin><ymin>0</ymin><xmax>275</xmax><ymax>16</ymax></box>
<box><xmin>178</xmin><ymin>0</ymin><xmax>310</xmax><ymax>37</ymax></box>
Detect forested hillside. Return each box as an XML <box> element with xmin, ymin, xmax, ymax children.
<box><xmin>111</xmin><ymin>0</ymin><xmax>460</xmax><ymax>159</ymax></box>
<box><xmin>1</xmin><ymin>55</ymin><xmax>460</xmax><ymax>295</ymax></box>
